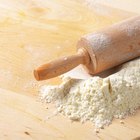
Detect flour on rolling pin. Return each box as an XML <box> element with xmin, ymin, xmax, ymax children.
<box><xmin>39</xmin><ymin>57</ymin><xmax>140</xmax><ymax>131</ymax></box>
<box><xmin>83</xmin><ymin>33</ymin><xmax>111</xmax><ymax>49</ymax></box>
<box><xmin>113</xmin><ymin>18</ymin><xmax>140</xmax><ymax>38</ymax></box>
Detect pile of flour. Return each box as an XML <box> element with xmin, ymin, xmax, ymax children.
<box><xmin>40</xmin><ymin>57</ymin><xmax>140</xmax><ymax>129</ymax></box>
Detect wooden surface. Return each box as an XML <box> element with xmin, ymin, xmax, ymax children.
<box><xmin>0</xmin><ymin>0</ymin><xmax>140</xmax><ymax>139</ymax></box>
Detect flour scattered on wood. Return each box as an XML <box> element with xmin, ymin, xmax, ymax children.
<box><xmin>83</xmin><ymin>0</ymin><xmax>111</xmax><ymax>16</ymax></box>
<box><xmin>40</xmin><ymin>57</ymin><xmax>140</xmax><ymax>130</ymax></box>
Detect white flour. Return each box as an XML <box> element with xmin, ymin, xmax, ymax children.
<box><xmin>83</xmin><ymin>0</ymin><xmax>111</xmax><ymax>16</ymax></box>
<box><xmin>83</xmin><ymin>33</ymin><xmax>111</xmax><ymax>49</ymax></box>
<box><xmin>119</xmin><ymin>19</ymin><xmax>140</xmax><ymax>37</ymax></box>
<box><xmin>40</xmin><ymin>57</ymin><xmax>140</xmax><ymax>129</ymax></box>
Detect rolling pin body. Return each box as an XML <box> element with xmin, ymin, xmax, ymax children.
<box><xmin>34</xmin><ymin>16</ymin><xmax>140</xmax><ymax>80</ymax></box>
<box><xmin>78</xmin><ymin>16</ymin><xmax>140</xmax><ymax>74</ymax></box>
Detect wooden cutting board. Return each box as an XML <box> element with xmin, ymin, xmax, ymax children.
<box><xmin>0</xmin><ymin>0</ymin><xmax>140</xmax><ymax>139</ymax></box>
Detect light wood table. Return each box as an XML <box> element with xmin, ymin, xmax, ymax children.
<box><xmin>0</xmin><ymin>0</ymin><xmax>140</xmax><ymax>139</ymax></box>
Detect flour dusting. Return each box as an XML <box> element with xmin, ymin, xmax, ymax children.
<box><xmin>83</xmin><ymin>0</ymin><xmax>111</xmax><ymax>16</ymax></box>
<box><xmin>119</xmin><ymin>19</ymin><xmax>140</xmax><ymax>37</ymax></box>
<box><xmin>83</xmin><ymin>33</ymin><xmax>111</xmax><ymax>49</ymax></box>
<box><xmin>39</xmin><ymin>57</ymin><xmax>140</xmax><ymax>130</ymax></box>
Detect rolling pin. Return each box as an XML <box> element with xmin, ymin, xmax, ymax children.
<box><xmin>34</xmin><ymin>16</ymin><xmax>140</xmax><ymax>81</ymax></box>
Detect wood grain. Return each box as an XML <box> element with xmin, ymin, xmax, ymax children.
<box><xmin>0</xmin><ymin>0</ymin><xmax>139</xmax><ymax>139</ymax></box>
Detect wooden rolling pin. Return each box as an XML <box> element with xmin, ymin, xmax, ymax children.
<box><xmin>34</xmin><ymin>16</ymin><xmax>140</xmax><ymax>81</ymax></box>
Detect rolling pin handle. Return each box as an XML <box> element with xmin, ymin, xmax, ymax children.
<box><xmin>34</xmin><ymin>48</ymin><xmax>90</xmax><ymax>81</ymax></box>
